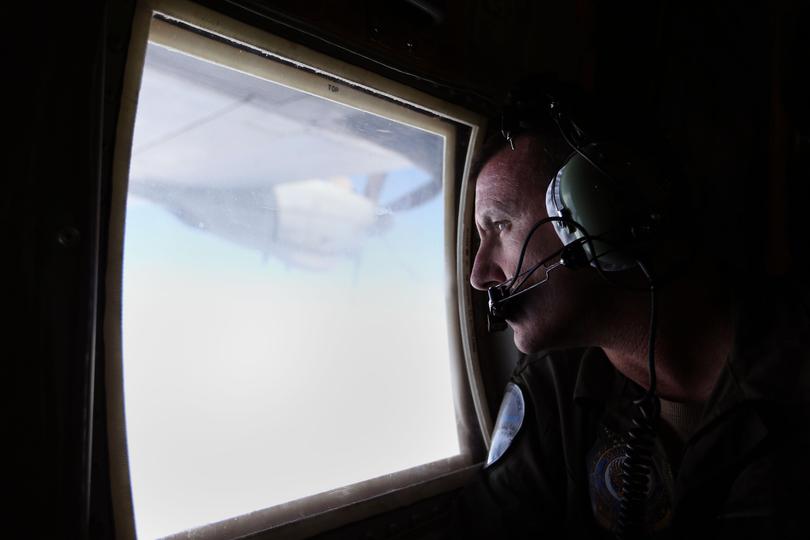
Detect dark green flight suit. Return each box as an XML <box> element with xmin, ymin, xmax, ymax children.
<box><xmin>454</xmin><ymin>283</ymin><xmax>810</xmax><ymax>539</ymax></box>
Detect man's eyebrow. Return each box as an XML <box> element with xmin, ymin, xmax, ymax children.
<box><xmin>476</xmin><ymin>209</ymin><xmax>504</xmax><ymax>224</ymax></box>
<box><xmin>476</xmin><ymin>197</ymin><xmax>516</xmax><ymax>220</ymax></box>
<box><xmin>475</xmin><ymin>206</ymin><xmax>512</xmax><ymax>233</ymax></box>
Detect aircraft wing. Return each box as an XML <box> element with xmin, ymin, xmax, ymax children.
<box><xmin>129</xmin><ymin>43</ymin><xmax>435</xmax><ymax>188</ymax></box>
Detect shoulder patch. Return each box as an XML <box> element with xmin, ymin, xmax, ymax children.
<box><xmin>485</xmin><ymin>382</ymin><xmax>525</xmax><ymax>467</ymax></box>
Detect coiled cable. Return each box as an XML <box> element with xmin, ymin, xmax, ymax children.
<box><xmin>615</xmin><ymin>262</ymin><xmax>660</xmax><ymax>540</ymax></box>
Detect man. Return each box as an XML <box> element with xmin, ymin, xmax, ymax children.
<box><xmin>454</xmin><ymin>120</ymin><xmax>810</xmax><ymax>539</ymax></box>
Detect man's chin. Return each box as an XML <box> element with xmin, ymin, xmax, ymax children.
<box><xmin>509</xmin><ymin>321</ymin><xmax>538</xmax><ymax>354</ymax></box>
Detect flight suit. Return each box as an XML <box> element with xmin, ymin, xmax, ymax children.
<box><xmin>453</xmin><ymin>282</ymin><xmax>810</xmax><ymax>539</ymax></box>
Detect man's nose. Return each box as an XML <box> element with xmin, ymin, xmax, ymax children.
<box><xmin>469</xmin><ymin>246</ymin><xmax>507</xmax><ymax>291</ymax></box>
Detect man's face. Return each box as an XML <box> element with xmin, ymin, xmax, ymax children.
<box><xmin>470</xmin><ymin>136</ymin><xmax>598</xmax><ymax>353</ymax></box>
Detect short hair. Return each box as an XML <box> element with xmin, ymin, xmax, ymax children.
<box><xmin>470</xmin><ymin>125</ymin><xmax>571</xmax><ymax>187</ymax></box>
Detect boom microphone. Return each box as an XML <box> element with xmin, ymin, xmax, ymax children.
<box><xmin>485</xmin><ymin>238</ymin><xmax>590</xmax><ymax>332</ymax></box>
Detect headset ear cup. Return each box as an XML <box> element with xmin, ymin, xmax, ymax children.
<box><xmin>545</xmin><ymin>167</ymin><xmax>581</xmax><ymax>249</ymax></box>
<box><xmin>546</xmin><ymin>152</ymin><xmax>638</xmax><ymax>272</ymax></box>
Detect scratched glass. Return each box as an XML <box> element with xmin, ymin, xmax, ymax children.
<box><xmin>123</xmin><ymin>42</ymin><xmax>458</xmax><ymax>539</ymax></box>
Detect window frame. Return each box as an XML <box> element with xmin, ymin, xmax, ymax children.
<box><xmin>105</xmin><ymin>1</ymin><xmax>491</xmax><ymax>538</ymax></box>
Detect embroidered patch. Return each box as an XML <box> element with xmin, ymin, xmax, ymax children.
<box><xmin>586</xmin><ymin>423</ymin><xmax>674</xmax><ymax>534</ymax></box>
<box><xmin>485</xmin><ymin>383</ymin><xmax>525</xmax><ymax>467</ymax></box>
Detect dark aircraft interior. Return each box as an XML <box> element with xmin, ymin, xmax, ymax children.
<box><xmin>8</xmin><ymin>0</ymin><xmax>809</xmax><ymax>539</ymax></box>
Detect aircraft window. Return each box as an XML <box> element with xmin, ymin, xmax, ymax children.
<box><xmin>110</xmin><ymin>7</ymin><xmax>483</xmax><ymax>540</ymax></box>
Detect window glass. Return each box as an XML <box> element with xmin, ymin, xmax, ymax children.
<box><xmin>123</xmin><ymin>42</ymin><xmax>459</xmax><ymax>539</ymax></box>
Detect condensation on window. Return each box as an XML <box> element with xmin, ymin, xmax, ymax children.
<box><xmin>122</xmin><ymin>42</ymin><xmax>459</xmax><ymax>539</ymax></box>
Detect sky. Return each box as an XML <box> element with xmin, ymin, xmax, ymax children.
<box><xmin>121</xmin><ymin>40</ymin><xmax>462</xmax><ymax>540</ymax></box>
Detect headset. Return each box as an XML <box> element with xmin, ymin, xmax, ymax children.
<box><xmin>485</xmin><ymin>86</ymin><xmax>673</xmax><ymax>539</ymax></box>
<box><xmin>487</xmin><ymin>89</ymin><xmax>673</xmax><ymax>327</ymax></box>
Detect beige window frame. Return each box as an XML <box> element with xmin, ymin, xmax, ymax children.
<box><xmin>105</xmin><ymin>1</ymin><xmax>491</xmax><ymax>538</ymax></box>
